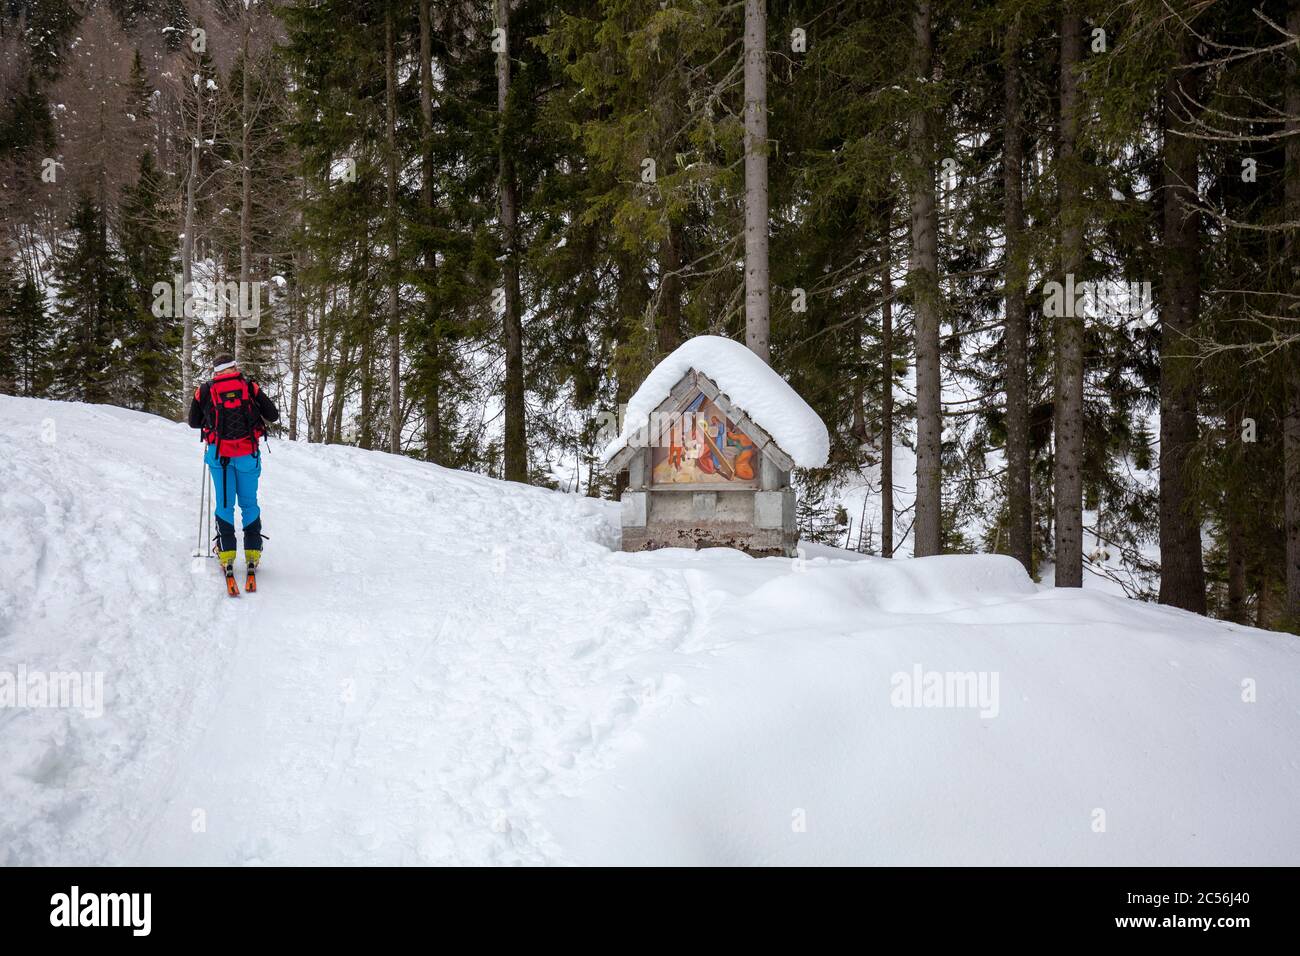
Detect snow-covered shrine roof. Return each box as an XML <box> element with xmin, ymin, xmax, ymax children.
<box><xmin>601</xmin><ymin>335</ymin><xmax>830</xmax><ymax>472</ymax></box>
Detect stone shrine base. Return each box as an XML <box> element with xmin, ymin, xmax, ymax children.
<box><xmin>618</xmin><ymin>488</ymin><xmax>797</xmax><ymax>558</ymax></box>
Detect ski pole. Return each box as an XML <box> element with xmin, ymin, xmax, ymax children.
<box><xmin>195</xmin><ymin>458</ymin><xmax>207</xmax><ymax>558</ymax></box>
<box><xmin>203</xmin><ymin>463</ymin><xmax>211</xmax><ymax>557</ymax></box>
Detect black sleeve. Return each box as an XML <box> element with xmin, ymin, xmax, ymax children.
<box><xmin>188</xmin><ymin>384</ymin><xmax>209</xmax><ymax>429</ymax></box>
<box><xmin>253</xmin><ymin>384</ymin><xmax>280</xmax><ymax>423</ymax></box>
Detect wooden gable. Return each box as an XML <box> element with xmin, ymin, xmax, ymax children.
<box><xmin>606</xmin><ymin>369</ymin><xmax>796</xmax><ymax>478</ymax></box>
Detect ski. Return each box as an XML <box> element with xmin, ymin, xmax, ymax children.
<box><xmin>245</xmin><ymin>564</ymin><xmax>258</xmax><ymax>593</ymax></box>
<box><xmin>222</xmin><ymin>561</ymin><xmax>241</xmax><ymax>597</ymax></box>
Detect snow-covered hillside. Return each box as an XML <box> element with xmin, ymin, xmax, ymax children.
<box><xmin>2</xmin><ymin>396</ymin><xmax>1298</xmax><ymax>865</ymax></box>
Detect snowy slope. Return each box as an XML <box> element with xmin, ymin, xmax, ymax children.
<box><xmin>1</xmin><ymin>396</ymin><xmax>1298</xmax><ymax>866</ymax></box>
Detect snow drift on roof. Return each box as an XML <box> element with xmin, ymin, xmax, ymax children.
<box><xmin>601</xmin><ymin>335</ymin><xmax>830</xmax><ymax>469</ymax></box>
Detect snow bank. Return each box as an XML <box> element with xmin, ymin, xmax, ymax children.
<box><xmin>3</xmin><ymin>395</ymin><xmax>1298</xmax><ymax>866</ymax></box>
<box><xmin>546</xmin><ymin>553</ymin><xmax>1300</xmax><ymax>866</ymax></box>
<box><xmin>600</xmin><ymin>335</ymin><xmax>830</xmax><ymax>468</ymax></box>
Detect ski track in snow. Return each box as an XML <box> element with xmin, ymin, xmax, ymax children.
<box><xmin>2</xmin><ymin>396</ymin><xmax>1299</xmax><ymax>866</ymax></box>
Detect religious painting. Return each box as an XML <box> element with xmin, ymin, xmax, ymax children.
<box><xmin>650</xmin><ymin>390</ymin><xmax>760</xmax><ymax>487</ymax></box>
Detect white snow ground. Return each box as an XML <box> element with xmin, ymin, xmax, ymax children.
<box><xmin>1</xmin><ymin>396</ymin><xmax>1297</xmax><ymax>866</ymax></box>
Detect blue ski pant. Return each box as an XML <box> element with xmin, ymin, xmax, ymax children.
<box><xmin>206</xmin><ymin>446</ymin><xmax>262</xmax><ymax>528</ymax></box>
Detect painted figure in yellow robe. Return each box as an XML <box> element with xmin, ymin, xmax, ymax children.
<box><xmin>697</xmin><ymin>415</ymin><xmax>758</xmax><ymax>481</ymax></box>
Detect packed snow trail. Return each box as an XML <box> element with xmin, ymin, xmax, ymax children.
<box><xmin>2</xmin><ymin>397</ymin><xmax>1299</xmax><ymax>865</ymax></box>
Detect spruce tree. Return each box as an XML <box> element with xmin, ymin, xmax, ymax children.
<box><xmin>0</xmin><ymin>257</ymin><xmax>15</xmax><ymax>394</ymax></box>
<box><xmin>121</xmin><ymin>150</ymin><xmax>179</xmax><ymax>415</ymax></box>
<box><xmin>49</xmin><ymin>197</ymin><xmax>133</xmax><ymax>404</ymax></box>
<box><xmin>5</xmin><ymin>275</ymin><xmax>53</xmax><ymax>398</ymax></box>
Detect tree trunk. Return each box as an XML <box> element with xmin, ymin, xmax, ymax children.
<box><xmin>384</xmin><ymin>5</ymin><xmax>402</xmax><ymax>454</ymax></box>
<box><xmin>1226</xmin><ymin>409</ymin><xmax>1247</xmax><ymax>624</ymax></box>
<box><xmin>1054</xmin><ymin>6</ymin><xmax>1084</xmax><ymax>587</ymax></box>
<box><xmin>357</xmin><ymin>239</ymin><xmax>373</xmax><ymax>450</ymax></box>
<box><xmin>1157</xmin><ymin>26</ymin><xmax>1207</xmax><ymax>613</ymax></box>
<box><xmin>659</xmin><ymin>222</ymin><xmax>683</xmax><ymax>355</ymax></box>
<box><xmin>310</xmin><ymin>276</ymin><xmax>330</xmax><ymax>444</ymax></box>
<box><xmin>498</xmin><ymin>0</ymin><xmax>527</xmax><ymax>481</ymax></box>
<box><xmin>1284</xmin><ymin>0</ymin><xmax>1300</xmax><ymax>624</ymax></box>
<box><xmin>419</xmin><ymin>0</ymin><xmax>441</xmax><ymax>463</ymax></box>
<box><xmin>236</xmin><ymin>13</ymin><xmax>251</xmax><ymax>367</ymax></box>
<box><xmin>328</xmin><ymin>339</ymin><xmax>349</xmax><ymax>445</ymax></box>
<box><xmin>1287</xmin><ymin>354</ymin><xmax>1300</xmax><ymax>626</ymax></box>
<box><xmin>851</xmin><ymin>300</ymin><xmax>866</xmax><ymax>444</ymax></box>
<box><xmin>360</xmin><ymin>328</ymin><xmax>373</xmax><ymax>450</ymax></box>
<box><xmin>910</xmin><ymin>0</ymin><xmax>942</xmax><ymax>557</ymax></box>
<box><xmin>180</xmin><ymin>80</ymin><xmax>201</xmax><ymax>408</ymax></box>
<box><xmin>1256</xmin><ymin>577</ymin><xmax>1276</xmax><ymax>630</ymax></box>
<box><xmin>288</xmin><ymin>326</ymin><xmax>301</xmax><ymax>441</ymax></box>
<box><xmin>1003</xmin><ymin>22</ymin><xmax>1032</xmax><ymax>575</ymax></box>
<box><xmin>613</xmin><ymin>248</ymin><xmax>650</xmax><ymax>498</ymax></box>
<box><xmin>95</xmin><ymin>100</ymin><xmax>111</xmax><ymax>404</ymax></box>
<box><xmin>881</xmin><ymin>213</ymin><xmax>894</xmax><ymax>559</ymax></box>
<box><xmin>743</xmin><ymin>0</ymin><xmax>770</xmax><ymax>363</ymax></box>
<box><xmin>289</xmin><ymin>180</ymin><xmax>307</xmax><ymax>442</ymax></box>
